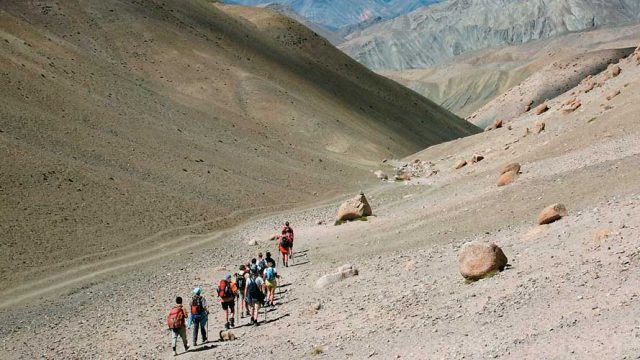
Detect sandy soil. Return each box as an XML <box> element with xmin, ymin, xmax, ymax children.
<box><xmin>1</xmin><ymin>29</ymin><xmax>639</xmax><ymax>359</ymax></box>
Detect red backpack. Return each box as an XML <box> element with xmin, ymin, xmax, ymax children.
<box><xmin>217</xmin><ymin>280</ymin><xmax>233</xmax><ymax>298</ymax></box>
<box><xmin>167</xmin><ymin>306</ymin><xmax>185</xmax><ymax>329</ymax></box>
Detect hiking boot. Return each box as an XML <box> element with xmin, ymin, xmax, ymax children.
<box><xmin>254</xmin><ymin>320</ymin><xmax>260</xmax><ymax>326</ymax></box>
<box><xmin>229</xmin><ymin>318</ymin><xmax>235</xmax><ymax>328</ymax></box>
<box><xmin>225</xmin><ymin>322</ymin><xmax>230</xmax><ymax>329</ymax></box>
<box><xmin>173</xmin><ymin>347</ymin><xmax>177</xmax><ymax>356</ymax></box>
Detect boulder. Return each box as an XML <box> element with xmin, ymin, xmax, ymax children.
<box><xmin>606</xmin><ymin>90</ymin><xmax>621</xmax><ymax>101</ymax></box>
<box><xmin>336</xmin><ymin>193</ymin><xmax>372</xmax><ymax>222</ymax></box>
<box><xmin>484</xmin><ymin>119</ymin><xmax>503</xmax><ymax>131</ymax></box>
<box><xmin>315</xmin><ymin>264</ymin><xmax>359</xmax><ymax>288</ymax></box>
<box><xmin>496</xmin><ymin>170</ymin><xmax>518</xmax><ymax>186</ymax></box>
<box><xmin>454</xmin><ymin>159</ymin><xmax>467</xmax><ymax>169</ymax></box>
<box><xmin>309</xmin><ymin>301</ymin><xmax>322</xmax><ymax>312</ymax></box>
<box><xmin>470</xmin><ymin>154</ymin><xmax>484</xmax><ymax>164</ymax></box>
<box><xmin>395</xmin><ymin>172</ymin><xmax>411</xmax><ymax>181</ymax></box>
<box><xmin>534</xmin><ymin>121</ymin><xmax>545</xmax><ymax>134</ymax></box>
<box><xmin>458</xmin><ymin>241</ymin><xmax>508</xmax><ymax>281</ymax></box>
<box><xmin>562</xmin><ymin>99</ymin><xmax>581</xmax><ymax>113</ymax></box>
<box><xmin>500</xmin><ymin>163</ymin><xmax>521</xmax><ymax>175</ymax></box>
<box><xmin>374</xmin><ymin>170</ymin><xmax>388</xmax><ymax>180</ymax></box>
<box><xmin>582</xmin><ymin>81</ymin><xmax>595</xmax><ymax>93</ymax></box>
<box><xmin>537</xmin><ymin>203</ymin><xmax>568</xmax><ymax>225</ymax></box>
<box><xmin>609</xmin><ymin>64</ymin><xmax>621</xmax><ymax>77</ymax></box>
<box><xmin>247</xmin><ymin>239</ymin><xmax>258</xmax><ymax>246</ymax></box>
<box><xmin>523</xmin><ymin>127</ymin><xmax>530</xmax><ymax>137</ymax></box>
<box><xmin>497</xmin><ymin>163</ymin><xmax>520</xmax><ymax>187</ymax></box>
<box><xmin>534</xmin><ymin>103</ymin><xmax>549</xmax><ymax>115</ymax></box>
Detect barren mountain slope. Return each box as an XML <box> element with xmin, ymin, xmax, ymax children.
<box><xmin>341</xmin><ymin>0</ymin><xmax>640</xmax><ymax>71</ymax></box>
<box><xmin>0</xmin><ymin>0</ymin><xmax>477</xmax><ymax>300</ymax></box>
<box><xmin>382</xmin><ymin>24</ymin><xmax>640</xmax><ymax>122</ymax></box>
<box><xmin>3</xmin><ymin>44</ymin><xmax>639</xmax><ymax>359</ymax></box>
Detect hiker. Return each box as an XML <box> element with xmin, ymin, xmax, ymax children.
<box><xmin>264</xmin><ymin>251</ymin><xmax>276</xmax><ymax>268</ymax></box>
<box><xmin>167</xmin><ymin>296</ymin><xmax>189</xmax><ymax>356</ymax></box>
<box><xmin>282</xmin><ymin>221</ymin><xmax>294</xmax><ymax>257</ymax></box>
<box><xmin>235</xmin><ymin>265</ymin><xmax>249</xmax><ymax>318</ymax></box>
<box><xmin>244</xmin><ymin>272</ymin><xmax>265</xmax><ymax>326</ymax></box>
<box><xmin>278</xmin><ymin>234</ymin><xmax>291</xmax><ymax>267</ymax></box>
<box><xmin>217</xmin><ymin>274</ymin><xmax>238</xmax><ymax>329</ymax></box>
<box><xmin>249</xmin><ymin>258</ymin><xmax>260</xmax><ymax>277</ymax></box>
<box><xmin>263</xmin><ymin>261</ymin><xmax>280</xmax><ymax>307</ymax></box>
<box><xmin>189</xmin><ymin>287</ymin><xmax>208</xmax><ymax>346</ymax></box>
<box><xmin>257</xmin><ymin>252</ymin><xmax>267</xmax><ymax>274</ymax></box>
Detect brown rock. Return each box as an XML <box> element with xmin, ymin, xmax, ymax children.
<box><xmin>582</xmin><ymin>81</ymin><xmax>595</xmax><ymax>93</ymax></box>
<box><xmin>458</xmin><ymin>241</ymin><xmax>508</xmax><ymax>281</ymax></box>
<box><xmin>496</xmin><ymin>170</ymin><xmax>518</xmax><ymax>186</ymax></box>
<box><xmin>534</xmin><ymin>121</ymin><xmax>545</xmax><ymax>134</ymax></box>
<box><xmin>537</xmin><ymin>203</ymin><xmax>568</xmax><ymax>225</ymax></box>
<box><xmin>395</xmin><ymin>172</ymin><xmax>411</xmax><ymax>181</ymax></box>
<box><xmin>534</xmin><ymin>103</ymin><xmax>549</xmax><ymax>115</ymax></box>
<box><xmin>562</xmin><ymin>99</ymin><xmax>581</xmax><ymax>113</ymax></box>
<box><xmin>454</xmin><ymin>159</ymin><xmax>467</xmax><ymax>169</ymax></box>
<box><xmin>500</xmin><ymin>163</ymin><xmax>521</xmax><ymax>175</ymax></box>
<box><xmin>606</xmin><ymin>90</ymin><xmax>621</xmax><ymax>101</ymax></box>
<box><xmin>523</xmin><ymin>127</ymin><xmax>530</xmax><ymax>137</ymax></box>
<box><xmin>609</xmin><ymin>64</ymin><xmax>621</xmax><ymax>77</ymax></box>
<box><xmin>524</xmin><ymin>104</ymin><xmax>531</xmax><ymax>112</ymax></box>
<box><xmin>562</xmin><ymin>96</ymin><xmax>577</xmax><ymax>106</ymax></box>
<box><xmin>470</xmin><ymin>154</ymin><xmax>484</xmax><ymax>164</ymax></box>
<box><xmin>336</xmin><ymin>193</ymin><xmax>372</xmax><ymax>222</ymax></box>
<box><xmin>484</xmin><ymin>119</ymin><xmax>503</xmax><ymax>131</ymax></box>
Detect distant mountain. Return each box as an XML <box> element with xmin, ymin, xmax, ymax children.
<box><xmin>223</xmin><ymin>0</ymin><xmax>440</xmax><ymax>30</ymax></box>
<box><xmin>341</xmin><ymin>0</ymin><xmax>640</xmax><ymax>71</ymax></box>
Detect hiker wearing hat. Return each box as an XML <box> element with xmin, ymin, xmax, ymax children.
<box><xmin>217</xmin><ymin>274</ymin><xmax>238</xmax><ymax>329</ymax></box>
<box><xmin>189</xmin><ymin>287</ymin><xmax>208</xmax><ymax>346</ymax></box>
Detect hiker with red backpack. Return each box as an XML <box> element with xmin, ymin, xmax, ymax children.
<box><xmin>189</xmin><ymin>287</ymin><xmax>208</xmax><ymax>346</ymax></box>
<box><xmin>282</xmin><ymin>221</ymin><xmax>294</xmax><ymax>258</ymax></box>
<box><xmin>217</xmin><ymin>274</ymin><xmax>238</xmax><ymax>329</ymax></box>
<box><xmin>167</xmin><ymin>296</ymin><xmax>189</xmax><ymax>356</ymax></box>
<box><xmin>278</xmin><ymin>234</ymin><xmax>292</xmax><ymax>267</ymax></box>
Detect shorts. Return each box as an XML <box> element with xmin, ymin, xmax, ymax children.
<box><xmin>265</xmin><ymin>279</ymin><xmax>277</xmax><ymax>291</ymax></box>
<box><xmin>221</xmin><ymin>301</ymin><xmax>235</xmax><ymax>311</ymax></box>
<box><xmin>279</xmin><ymin>246</ymin><xmax>290</xmax><ymax>255</ymax></box>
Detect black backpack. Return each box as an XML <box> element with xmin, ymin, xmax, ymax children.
<box><xmin>247</xmin><ymin>276</ymin><xmax>264</xmax><ymax>302</ymax></box>
<box><xmin>235</xmin><ymin>273</ymin><xmax>246</xmax><ymax>292</ymax></box>
<box><xmin>191</xmin><ymin>295</ymin><xmax>204</xmax><ymax>314</ymax></box>
<box><xmin>280</xmin><ymin>237</ymin><xmax>291</xmax><ymax>249</ymax></box>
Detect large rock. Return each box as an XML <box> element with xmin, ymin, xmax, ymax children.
<box><xmin>609</xmin><ymin>64</ymin><xmax>621</xmax><ymax>77</ymax></box>
<box><xmin>315</xmin><ymin>264</ymin><xmax>359</xmax><ymax>288</ymax></box>
<box><xmin>534</xmin><ymin>121</ymin><xmax>546</xmax><ymax>134</ymax></box>
<box><xmin>336</xmin><ymin>193</ymin><xmax>372</xmax><ymax>222</ymax></box>
<box><xmin>484</xmin><ymin>119</ymin><xmax>503</xmax><ymax>132</ymax></box>
<box><xmin>458</xmin><ymin>241</ymin><xmax>508</xmax><ymax>281</ymax></box>
<box><xmin>454</xmin><ymin>159</ymin><xmax>468</xmax><ymax>169</ymax></box>
<box><xmin>537</xmin><ymin>203</ymin><xmax>568</xmax><ymax>225</ymax></box>
<box><xmin>534</xmin><ymin>103</ymin><xmax>549</xmax><ymax>115</ymax></box>
<box><xmin>497</xmin><ymin>162</ymin><xmax>521</xmax><ymax>187</ymax></box>
<box><xmin>374</xmin><ymin>170</ymin><xmax>388</xmax><ymax>180</ymax></box>
<box><xmin>470</xmin><ymin>154</ymin><xmax>484</xmax><ymax>164</ymax></box>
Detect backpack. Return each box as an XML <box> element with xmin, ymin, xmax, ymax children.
<box><xmin>191</xmin><ymin>295</ymin><xmax>204</xmax><ymax>315</ymax></box>
<box><xmin>250</xmin><ymin>264</ymin><xmax>259</xmax><ymax>276</ymax></box>
<box><xmin>257</xmin><ymin>259</ymin><xmax>266</xmax><ymax>272</ymax></box>
<box><xmin>167</xmin><ymin>306</ymin><xmax>185</xmax><ymax>329</ymax></box>
<box><xmin>247</xmin><ymin>276</ymin><xmax>264</xmax><ymax>302</ymax></box>
<box><xmin>280</xmin><ymin>236</ymin><xmax>291</xmax><ymax>249</ymax></box>
<box><xmin>235</xmin><ymin>273</ymin><xmax>246</xmax><ymax>292</ymax></box>
<box><xmin>265</xmin><ymin>267</ymin><xmax>276</xmax><ymax>281</ymax></box>
<box><xmin>217</xmin><ymin>280</ymin><xmax>234</xmax><ymax>298</ymax></box>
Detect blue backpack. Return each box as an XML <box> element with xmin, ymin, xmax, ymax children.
<box><xmin>265</xmin><ymin>267</ymin><xmax>276</xmax><ymax>281</ymax></box>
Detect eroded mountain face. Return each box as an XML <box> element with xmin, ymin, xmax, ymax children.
<box><xmin>341</xmin><ymin>0</ymin><xmax>640</xmax><ymax>71</ymax></box>
<box><xmin>223</xmin><ymin>0</ymin><xmax>440</xmax><ymax>30</ymax></box>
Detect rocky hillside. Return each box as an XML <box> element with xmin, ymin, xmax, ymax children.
<box><xmin>341</xmin><ymin>0</ymin><xmax>640</xmax><ymax>70</ymax></box>
<box><xmin>383</xmin><ymin>23</ymin><xmax>640</xmax><ymax>121</ymax></box>
<box><xmin>223</xmin><ymin>0</ymin><xmax>440</xmax><ymax>30</ymax></box>
<box><xmin>0</xmin><ymin>0</ymin><xmax>477</xmax><ymax>302</ymax></box>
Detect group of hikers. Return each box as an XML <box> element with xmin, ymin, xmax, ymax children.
<box><xmin>166</xmin><ymin>222</ymin><xmax>295</xmax><ymax>356</ymax></box>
